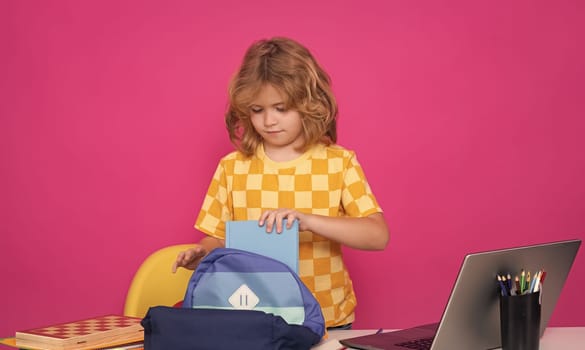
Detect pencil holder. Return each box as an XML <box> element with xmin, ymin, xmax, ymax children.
<box><xmin>499</xmin><ymin>291</ymin><xmax>541</xmax><ymax>350</ymax></box>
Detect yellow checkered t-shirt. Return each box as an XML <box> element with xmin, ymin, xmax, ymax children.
<box><xmin>195</xmin><ymin>143</ymin><xmax>382</xmax><ymax>327</ymax></box>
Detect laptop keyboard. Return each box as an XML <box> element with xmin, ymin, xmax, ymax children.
<box><xmin>395</xmin><ymin>337</ymin><xmax>434</xmax><ymax>349</ymax></box>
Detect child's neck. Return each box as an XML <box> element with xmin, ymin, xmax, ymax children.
<box><xmin>263</xmin><ymin>144</ymin><xmax>304</xmax><ymax>163</ymax></box>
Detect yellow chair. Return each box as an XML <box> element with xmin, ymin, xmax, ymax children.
<box><xmin>124</xmin><ymin>244</ymin><xmax>195</xmax><ymax>318</ymax></box>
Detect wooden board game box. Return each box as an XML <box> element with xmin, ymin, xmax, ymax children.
<box><xmin>14</xmin><ymin>315</ymin><xmax>144</xmax><ymax>350</ymax></box>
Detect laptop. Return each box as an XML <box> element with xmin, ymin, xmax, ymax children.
<box><xmin>339</xmin><ymin>239</ymin><xmax>581</xmax><ymax>350</ymax></box>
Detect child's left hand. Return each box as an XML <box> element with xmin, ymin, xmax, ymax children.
<box><xmin>259</xmin><ymin>209</ymin><xmax>306</xmax><ymax>233</ymax></box>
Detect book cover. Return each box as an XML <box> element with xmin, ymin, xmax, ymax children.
<box><xmin>14</xmin><ymin>315</ymin><xmax>143</xmax><ymax>350</ymax></box>
<box><xmin>225</xmin><ymin>219</ymin><xmax>299</xmax><ymax>273</ymax></box>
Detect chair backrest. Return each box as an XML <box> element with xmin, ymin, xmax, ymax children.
<box><xmin>124</xmin><ymin>244</ymin><xmax>194</xmax><ymax>318</ymax></box>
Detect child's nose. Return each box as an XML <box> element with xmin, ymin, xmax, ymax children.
<box><xmin>263</xmin><ymin>111</ymin><xmax>277</xmax><ymax>126</ymax></box>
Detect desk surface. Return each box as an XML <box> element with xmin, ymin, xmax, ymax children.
<box><xmin>314</xmin><ymin>327</ymin><xmax>585</xmax><ymax>350</ymax></box>
<box><xmin>2</xmin><ymin>327</ymin><xmax>584</xmax><ymax>349</ymax></box>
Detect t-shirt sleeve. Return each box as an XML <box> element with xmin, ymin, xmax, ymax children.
<box><xmin>194</xmin><ymin>160</ymin><xmax>231</xmax><ymax>239</ymax></box>
<box><xmin>341</xmin><ymin>151</ymin><xmax>383</xmax><ymax>218</ymax></box>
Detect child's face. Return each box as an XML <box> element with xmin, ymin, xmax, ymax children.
<box><xmin>249</xmin><ymin>84</ymin><xmax>304</xmax><ymax>154</ymax></box>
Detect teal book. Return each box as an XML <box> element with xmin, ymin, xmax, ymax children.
<box><xmin>225</xmin><ymin>219</ymin><xmax>299</xmax><ymax>274</ymax></box>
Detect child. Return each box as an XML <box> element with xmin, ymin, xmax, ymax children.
<box><xmin>173</xmin><ymin>37</ymin><xmax>389</xmax><ymax>328</ymax></box>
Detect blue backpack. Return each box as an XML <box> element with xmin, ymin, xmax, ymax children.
<box><xmin>141</xmin><ymin>248</ymin><xmax>325</xmax><ymax>350</ymax></box>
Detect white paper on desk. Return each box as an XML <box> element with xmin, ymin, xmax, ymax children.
<box><xmin>311</xmin><ymin>338</ymin><xmax>342</xmax><ymax>350</ymax></box>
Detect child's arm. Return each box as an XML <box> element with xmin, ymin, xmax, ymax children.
<box><xmin>171</xmin><ymin>236</ymin><xmax>225</xmax><ymax>272</ymax></box>
<box><xmin>259</xmin><ymin>210</ymin><xmax>389</xmax><ymax>250</ymax></box>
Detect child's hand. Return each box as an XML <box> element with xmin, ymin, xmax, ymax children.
<box><xmin>259</xmin><ymin>209</ymin><xmax>305</xmax><ymax>233</ymax></box>
<box><xmin>172</xmin><ymin>246</ymin><xmax>207</xmax><ymax>273</ymax></box>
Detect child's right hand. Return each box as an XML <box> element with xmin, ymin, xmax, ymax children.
<box><xmin>172</xmin><ymin>246</ymin><xmax>207</xmax><ymax>273</ymax></box>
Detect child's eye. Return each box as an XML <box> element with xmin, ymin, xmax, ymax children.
<box><xmin>250</xmin><ymin>107</ymin><xmax>263</xmax><ymax>114</ymax></box>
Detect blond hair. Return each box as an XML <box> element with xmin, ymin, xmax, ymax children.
<box><xmin>225</xmin><ymin>37</ymin><xmax>338</xmax><ymax>157</ymax></box>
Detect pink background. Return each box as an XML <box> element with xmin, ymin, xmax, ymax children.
<box><xmin>1</xmin><ymin>0</ymin><xmax>584</xmax><ymax>341</ymax></box>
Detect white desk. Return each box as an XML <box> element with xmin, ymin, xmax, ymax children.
<box><xmin>312</xmin><ymin>327</ymin><xmax>585</xmax><ymax>349</ymax></box>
